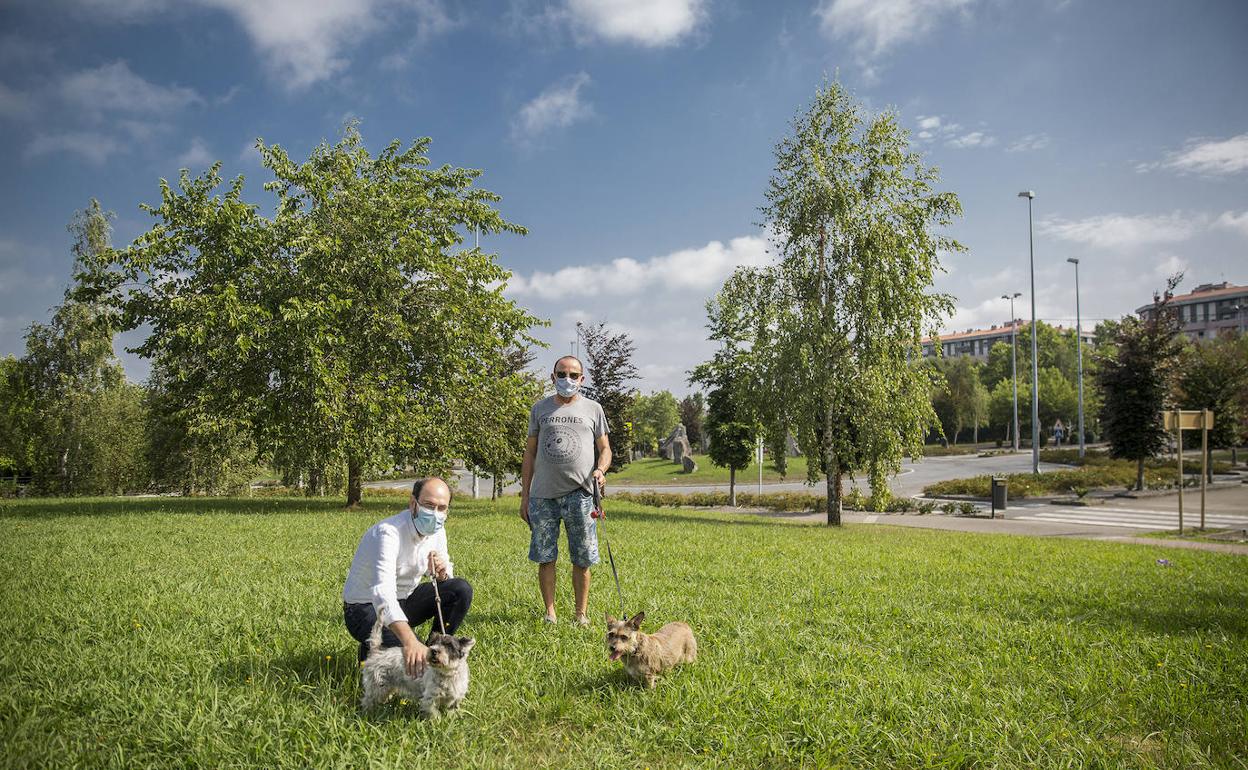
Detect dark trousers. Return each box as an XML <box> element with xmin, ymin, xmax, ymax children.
<box><xmin>343</xmin><ymin>577</ymin><xmax>473</xmax><ymax>661</ymax></box>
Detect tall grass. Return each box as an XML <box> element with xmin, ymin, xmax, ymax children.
<box><xmin>1</xmin><ymin>496</ymin><xmax>1246</xmax><ymax>768</ymax></box>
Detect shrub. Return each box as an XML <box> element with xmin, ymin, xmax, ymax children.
<box><xmin>958</xmin><ymin>501</ymin><xmax>977</xmax><ymax>516</ymax></box>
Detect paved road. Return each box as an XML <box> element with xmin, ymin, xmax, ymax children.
<box><xmin>365</xmin><ymin>452</ymin><xmax>1065</xmax><ymax>499</ymax></box>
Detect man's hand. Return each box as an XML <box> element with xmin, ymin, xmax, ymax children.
<box><xmin>428</xmin><ymin>552</ymin><xmax>449</xmax><ymax>581</ymax></box>
<box><xmin>592</xmin><ymin>468</ymin><xmax>606</xmax><ymax>491</ymax></box>
<box><xmin>519</xmin><ymin>494</ymin><xmax>530</xmax><ymax>525</ymax></box>
<box><xmin>402</xmin><ymin>639</ymin><xmax>428</xmax><ymax>677</ymax></box>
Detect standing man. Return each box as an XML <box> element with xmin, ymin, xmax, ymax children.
<box><xmin>520</xmin><ymin>355</ymin><xmax>611</xmax><ymax>627</ymax></box>
<box><xmin>342</xmin><ymin>477</ymin><xmax>473</xmax><ymax>674</ymax></box>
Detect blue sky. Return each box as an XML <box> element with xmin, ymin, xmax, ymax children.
<box><xmin>1</xmin><ymin>0</ymin><xmax>1245</xmax><ymax>395</ymax></box>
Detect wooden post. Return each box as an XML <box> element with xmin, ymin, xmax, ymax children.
<box><xmin>1176</xmin><ymin>411</ymin><xmax>1183</xmax><ymax>536</ymax></box>
<box><xmin>1200</xmin><ymin>409</ymin><xmax>1209</xmax><ymax>530</ymax></box>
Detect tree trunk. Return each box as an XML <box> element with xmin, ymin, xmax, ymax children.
<box><xmin>973</xmin><ymin>424</ymin><xmax>979</xmax><ymax>449</ymax></box>
<box><xmin>1135</xmin><ymin>457</ymin><xmax>1144</xmax><ymax>492</ymax></box>
<box><xmin>347</xmin><ymin>458</ymin><xmax>363</xmax><ymax>508</ymax></box>
<box><xmin>825</xmin><ymin>467</ymin><xmax>843</xmax><ymax>526</ymax></box>
<box><xmin>729</xmin><ymin>467</ymin><xmax>736</xmax><ymax>507</ymax></box>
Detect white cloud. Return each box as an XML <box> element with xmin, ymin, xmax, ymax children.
<box><xmin>1152</xmin><ymin>254</ymin><xmax>1189</xmax><ymax>281</ymax></box>
<box><xmin>177</xmin><ymin>137</ymin><xmax>215</xmax><ymax>169</ymax></box>
<box><xmin>565</xmin><ymin>0</ymin><xmax>706</xmax><ymax>46</ymax></box>
<box><xmin>1006</xmin><ymin>133</ymin><xmax>1051</xmax><ymax>153</ymax></box>
<box><xmin>25</xmin><ymin>131</ymin><xmax>124</xmax><ymax>165</ymax></box>
<box><xmin>1215</xmin><ymin>210</ymin><xmax>1248</xmax><ymax>239</ymax></box>
<box><xmin>947</xmin><ymin>130</ymin><xmax>994</xmax><ymax>149</ymax></box>
<box><xmin>60</xmin><ymin>60</ymin><xmax>201</xmax><ymax>115</ymax></box>
<box><xmin>505</xmin><ymin>234</ymin><xmax>773</xmax><ymax>394</ymax></box>
<box><xmin>814</xmin><ymin>0</ymin><xmax>974</xmax><ymax>58</ymax></box>
<box><xmin>62</xmin><ymin>0</ymin><xmax>458</xmax><ymax>90</ymax></box>
<box><xmin>511</xmin><ymin>72</ymin><xmax>593</xmax><ymax>144</ymax></box>
<box><xmin>1037</xmin><ymin>211</ymin><xmax>1205</xmax><ymax>250</ymax></box>
<box><xmin>507</xmin><ymin>234</ymin><xmax>770</xmax><ymax>300</ymax></box>
<box><xmin>913</xmin><ymin>113</ymin><xmax>996</xmax><ymax>149</ymax></box>
<box><xmin>1142</xmin><ymin>133</ymin><xmax>1248</xmax><ymax>176</ymax></box>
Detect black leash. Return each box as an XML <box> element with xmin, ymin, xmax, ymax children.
<box><xmin>592</xmin><ymin>483</ymin><xmax>626</xmax><ymax>618</ymax></box>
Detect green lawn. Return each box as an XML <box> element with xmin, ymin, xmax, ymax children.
<box><xmin>2</xmin><ymin>496</ymin><xmax>1247</xmax><ymax>768</ymax></box>
<box><xmin>612</xmin><ymin>454</ymin><xmax>812</xmax><ymax>485</ymax></box>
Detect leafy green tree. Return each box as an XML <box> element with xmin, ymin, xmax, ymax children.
<box><xmin>1176</xmin><ymin>334</ymin><xmax>1248</xmax><ymax>478</ymax></box>
<box><xmin>577</xmin><ymin>321</ymin><xmax>637</xmax><ymax>472</ymax></box>
<box><xmin>701</xmin><ymin>82</ymin><xmax>958</xmax><ymax>523</ymax></box>
<box><xmin>142</xmin><ymin>364</ymin><xmax>260</xmax><ymax>495</ymax></box>
<box><xmin>628</xmin><ymin>390</ymin><xmax>681</xmax><ymax>454</ymax></box>
<box><xmin>932</xmin><ymin>356</ymin><xmax>989</xmax><ymax>445</ymax></box>
<box><xmin>463</xmin><ymin>345</ymin><xmax>545</xmax><ymax>499</ymax></box>
<box><xmin>0</xmin><ymin>356</ymin><xmax>34</xmax><ymax>484</ymax></box>
<box><xmin>687</xmin><ymin>348</ymin><xmax>758</xmax><ymax>507</ymax></box>
<box><xmin>987</xmin><ymin>365</ymin><xmax>1078</xmax><ymax>445</ymax></box>
<box><xmin>1097</xmin><ymin>278</ymin><xmax>1185</xmax><ymax>490</ymax></box>
<box><xmin>91</xmin><ymin>127</ymin><xmax>542</xmax><ymax>506</ymax></box>
<box><xmin>679</xmin><ymin>392</ymin><xmax>706</xmax><ymax>450</ymax></box>
<box><xmin>981</xmin><ymin>322</ymin><xmax>1079</xmax><ymax>391</ymax></box>
<box><xmin>21</xmin><ymin>200</ymin><xmax>138</xmax><ymax>494</ymax></box>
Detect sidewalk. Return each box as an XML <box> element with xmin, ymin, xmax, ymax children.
<box><xmin>766</xmin><ymin>510</ymin><xmax>1248</xmax><ymax>555</ymax></box>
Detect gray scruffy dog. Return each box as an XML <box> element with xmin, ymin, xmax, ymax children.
<box><xmin>359</xmin><ymin>612</ymin><xmax>475</xmax><ymax>717</ymax></box>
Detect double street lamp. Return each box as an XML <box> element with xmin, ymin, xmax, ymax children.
<box><xmin>1001</xmin><ymin>292</ymin><xmax>1022</xmax><ymax>452</ymax></box>
<box><xmin>1018</xmin><ymin>191</ymin><xmax>1040</xmax><ymax>474</ymax></box>
<box><xmin>1067</xmin><ymin>258</ymin><xmax>1085</xmax><ymax>458</ymax></box>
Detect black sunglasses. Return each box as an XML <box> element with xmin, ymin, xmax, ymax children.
<box><xmin>554</xmin><ymin>371</ymin><xmax>582</xmax><ymax>379</ymax></box>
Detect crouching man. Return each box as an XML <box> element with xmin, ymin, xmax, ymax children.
<box><xmin>342</xmin><ymin>477</ymin><xmax>473</xmax><ymax>676</ymax></box>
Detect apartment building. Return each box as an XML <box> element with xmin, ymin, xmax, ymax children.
<box><xmin>921</xmin><ymin>320</ymin><xmax>1093</xmax><ymax>361</ymax></box>
<box><xmin>1136</xmin><ymin>281</ymin><xmax>1247</xmax><ymax>340</ymax></box>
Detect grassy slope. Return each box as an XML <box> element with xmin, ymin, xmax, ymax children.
<box><xmin>1</xmin><ymin>496</ymin><xmax>1246</xmax><ymax>769</ymax></box>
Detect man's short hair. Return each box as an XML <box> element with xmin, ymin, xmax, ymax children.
<box><xmin>412</xmin><ymin>478</ymin><xmax>426</xmax><ymax>498</ymax></box>
<box><xmin>554</xmin><ymin>355</ymin><xmax>584</xmax><ymax>373</ymax></box>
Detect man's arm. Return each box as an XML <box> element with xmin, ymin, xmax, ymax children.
<box><xmin>371</xmin><ymin>528</ymin><xmax>427</xmax><ymax>675</ymax></box>
<box><xmin>519</xmin><ymin>434</ymin><xmax>538</xmax><ymax>522</ymax></box>
<box><xmin>592</xmin><ymin>434</ymin><xmax>612</xmax><ymax>490</ymax></box>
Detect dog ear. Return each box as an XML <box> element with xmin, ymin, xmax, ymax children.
<box><xmin>605</xmin><ymin>613</ymin><xmax>616</xmax><ymax>625</ymax></box>
<box><xmin>627</xmin><ymin>612</ymin><xmax>645</xmax><ymax>629</ymax></box>
<box><xmin>457</xmin><ymin>636</ymin><xmax>475</xmax><ymax>653</ymax></box>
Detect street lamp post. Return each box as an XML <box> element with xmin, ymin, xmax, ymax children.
<box><xmin>1067</xmin><ymin>258</ymin><xmax>1085</xmax><ymax>459</ymax></box>
<box><xmin>1001</xmin><ymin>292</ymin><xmax>1022</xmax><ymax>452</ymax></box>
<box><xmin>1018</xmin><ymin>191</ymin><xmax>1040</xmax><ymax>474</ymax></box>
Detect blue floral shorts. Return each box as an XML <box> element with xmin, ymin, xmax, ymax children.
<box><xmin>528</xmin><ymin>489</ymin><xmax>599</xmax><ymax>568</ymax></box>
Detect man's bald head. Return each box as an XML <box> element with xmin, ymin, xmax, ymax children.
<box><xmin>411</xmin><ymin>477</ymin><xmax>451</xmax><ymax>513</ymax></box>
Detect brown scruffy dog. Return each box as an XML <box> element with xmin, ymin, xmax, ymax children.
<box><xmin>605</xmin><ymin>612</ymin><xmax>697</xmax><ymax>688</ymax></box>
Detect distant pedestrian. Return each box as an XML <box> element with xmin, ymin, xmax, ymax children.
<box><xmin>1053</xmin><ymin>419</ymin><xmax>1066</xmax><ymax>448</ymax></box>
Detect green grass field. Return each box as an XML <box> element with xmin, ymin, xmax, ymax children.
<box><xmin>2</xmin><ymin>496</ymin><xmax>1247</xmax><ymax>768</ymax></box>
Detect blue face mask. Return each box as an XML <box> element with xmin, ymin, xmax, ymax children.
<box><xmin>554</xmin><ymin>377</ymin><xmax>580</xmax><ymax>398</ymax></box>
<box><xmin>412</xmin><ymin>505</ymin><xmax>446</xmax><ymax>536</ymax></box>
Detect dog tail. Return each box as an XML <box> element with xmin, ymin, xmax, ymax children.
<box><xmin>367</xmin><ymin>607</ymin><xmax>386</xmax><ymax>654</ymax></box>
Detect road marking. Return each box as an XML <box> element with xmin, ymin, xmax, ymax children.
<box><xmin>1015</xmin><ymin>515</ymin><xmax>1165</xmax><ymax>530</ymax></box>
<box><xmin>1054</xmin><ymin>509</ymin><xmax>1248</xmax><ymax>526</ymax></box>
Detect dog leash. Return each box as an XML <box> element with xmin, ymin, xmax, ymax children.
<box><xmin>592</xmin><ymin>483</ymin><xmax>626</xmax><ymax>618</ymax></box>
<box><xmin>428</xmin><ymin>556</ymin><xmax>447</xmax><ymax>635</ymax></box>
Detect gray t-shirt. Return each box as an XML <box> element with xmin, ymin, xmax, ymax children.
<box><xmin>527</xmin><ymin>395</ymin><xmax>609</xmax><ymax>499</ymax></box>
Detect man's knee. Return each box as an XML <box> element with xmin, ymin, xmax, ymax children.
<box><xmin>444</xmin><ymin>577</ymin><xmax>473</xmax><ymax>605</ymax></box>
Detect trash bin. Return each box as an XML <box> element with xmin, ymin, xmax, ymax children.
<box><xmin>990</xmin><ymin>477</ymin><xmax>1008</xmax><ymax>518</ymax></box>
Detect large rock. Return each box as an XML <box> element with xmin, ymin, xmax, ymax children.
<box><xmin>682</xmin><ymin>455</ymin><xmax>697</xmax><ymax>474</ymax></box>
<box><xmin>659</xmin><ymin>424</ymin><xmax>693</xmax><ymax>465</ymax></box>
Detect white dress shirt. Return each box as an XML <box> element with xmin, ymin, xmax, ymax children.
<box><xmin>342</xmin><ymin>508</ymin><xmax>454</xmax><ymax>626</ymax></box>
